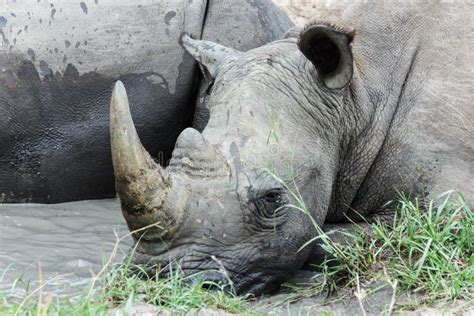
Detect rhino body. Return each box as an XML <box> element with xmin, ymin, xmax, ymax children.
<box><xmin>110</xmin><ymin>0</ymin><xmax>473</xmax><ymax>295</ymax></box>
<box><xmin>0</xmin><ymin>0</ymin><xmax>292</xmax><ymax>203</ymax></box>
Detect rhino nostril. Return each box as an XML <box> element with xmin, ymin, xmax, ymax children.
<box><xmin>198</xmin><ymin>271</ymin><xmax>231</xmax><ymax>292</ymax></box>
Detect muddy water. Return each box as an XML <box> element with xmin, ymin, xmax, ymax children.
<box><xmin>0</xmin><ymin>199</ymin><xmax>132</xmax><ymax>298</ymax></box>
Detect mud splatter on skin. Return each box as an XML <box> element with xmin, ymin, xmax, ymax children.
<box><xmin>0</xmin><ymin>17</ymin><xmax>9</xmax><ymax>46</ymax></box>
<box><xmin>27</xmin><ymin>48</ymin><xmax>36</xmax><ymax>61</ymax></box>
<box><xmin>0</xmin><ymin>16</ymin><xmax>7</xmax><ymax>28</ymax></box>
<box><xmin>0</xmin><ymin>30</ymin><xmax>9</xmax><ymax>45</ymax></box>
<box><xmin>39</xmin><ymin>60</ymin><xmax>53</xmax><ymax>77</ymax></box>
<box><xmin>80</xmin><ymin>2</ymin><xmax>88</xmax><ymax>14</ymax></box>
<box><xmin>164</xmin><ymin>11</ymin><xmax>176</xmax><ymax>25</ymax></box>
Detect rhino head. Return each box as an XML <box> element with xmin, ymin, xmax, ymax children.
<box><xmin>110</xmin><ymin>22</ymin><xmax>356</xmax><ymax>295</ymax></box>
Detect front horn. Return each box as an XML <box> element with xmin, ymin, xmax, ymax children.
<box><xmin>110</xmin><ymin>81</ymin><xmax>182</xmax><ymax>241</ymax></box>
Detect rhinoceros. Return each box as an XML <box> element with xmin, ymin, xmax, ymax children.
<box><xmin>0</xmin><ymin>0</ymin><xmax>292</xmax><ymax>203</ymax></box>
<box><xmin>116</xmin><ymin>1</ymin><xmax>474</xmax><ymax>295</ymax></box>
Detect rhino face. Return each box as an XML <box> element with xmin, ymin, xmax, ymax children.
<box><xmin>110</xmin><ymin>23</ymin><xmax>355</xmax><ymax>295</ymax></box>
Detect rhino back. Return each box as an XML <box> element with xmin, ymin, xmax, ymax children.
<box><xmin>202</xmin><ymin>0</ymin><xmax>293</xmax><ymax>49</ymax></box>
<box><xmin>337</xmin><ymin>1</ymin><xmax>474</xmax><ymax>212</ymax></box>
<box><xmin>388</xmin><ymin>1</ymin><xmax>474</xmax><ymax>204</ymax></box>
<box><xmin>0</xmin><ymin>0</ymin><xmax>293</xmax><ymax>203</ymax></box>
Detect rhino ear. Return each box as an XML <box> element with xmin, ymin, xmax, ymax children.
<box><xmin>298</xmin><ymin>22</ymin><xmax>355</xmax><ymax>89</ymax></box>
<box><xmin>181</xmin><ymin>34</ymin><xmax>241</xmax><ymax>81</ymax></box>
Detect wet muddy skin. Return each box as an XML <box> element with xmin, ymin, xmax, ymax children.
<box><xmin>0</xmin><ymin>199</ymin><xmax>131</xmax><ymax>297</ymax></box>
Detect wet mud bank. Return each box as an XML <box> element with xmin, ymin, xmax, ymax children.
<box><xmin>0</xmin><ymin>199</ymin><xmax>131</xmax><ymax>298</ymax></box>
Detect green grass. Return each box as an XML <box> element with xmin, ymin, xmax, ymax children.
<box><xmin>299</xmin><ymin>191</ymin><xmax>473</xmax><ymax>304</ymax></box>
<box><xmin>0</xmin><ymin>248</ymin><xmax>250</xmax><ymax>315</ymax></box>
<box><xmin>102</xmin><ymin>263</ymin><xmax>248</xmax><ymax>314</ymax></box>
<box><xmin>263</xmin><ymin>166</ymin><xmax>472</xmax><ymax>307</ymax></box>
<box><xmin>1</xmin><ymin>264</ymin><xmax>250</xmax><ymax>315</ymax></box>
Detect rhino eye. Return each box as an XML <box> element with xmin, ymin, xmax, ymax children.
<box><xmin>262</xmin><ymin>189</ymin><xmax>282</xmax><ymax>204</ymax></box>
<box><xmin>251</xmin><ymin>188</ymin><xmax>287</xmax><ymax>227</ymax></box>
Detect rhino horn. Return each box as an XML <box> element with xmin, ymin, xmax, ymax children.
<box><xmin>110</xmin><ymin>81</ymin><xmax>182</xmax><ymax>241</ymax></box>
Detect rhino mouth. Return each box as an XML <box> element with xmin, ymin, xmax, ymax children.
<box><xmin>232</xmin><ymin>272</ymin><xmax>285</xmax><ymax>295</ymax></box>
<box><xmin>151</xmin><ymin>261</ymin><xmax>284</xmax><ymax>296</ymax></box>
<box><xmin>128</xmin><ymin>240</ymin><xmax>287</xmax><ymax>296</ymax></box>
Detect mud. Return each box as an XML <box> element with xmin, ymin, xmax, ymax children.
<box><xmin>0</xmin><ymin>199</ymin><xmax>131</xmax><ymax>298</ymax></box>
<box><xmin>252</xmin><ymin>271</ymin><xmax>473</xmax><ymax>315</ymax></box>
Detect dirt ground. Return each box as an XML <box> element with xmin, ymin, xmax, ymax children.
<box><xmin>251</xmin><ymin>271</ymin><xmax>473</xmax><ymax>315</ymax></box>
<box><xmin>116</xmin><ymin>269</ymin><xmax>473</xmax><ymax>315</ymax></box>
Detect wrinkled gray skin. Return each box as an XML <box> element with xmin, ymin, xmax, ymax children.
<box><xmin>0</xmin><ymin>0</ymin><xmax>292</xmax><ymax>203</ymax></box>
<box><xmin>111</xmin><ymin>1</ymin><xmax>473</xmax><ymax>295</ymax></box>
